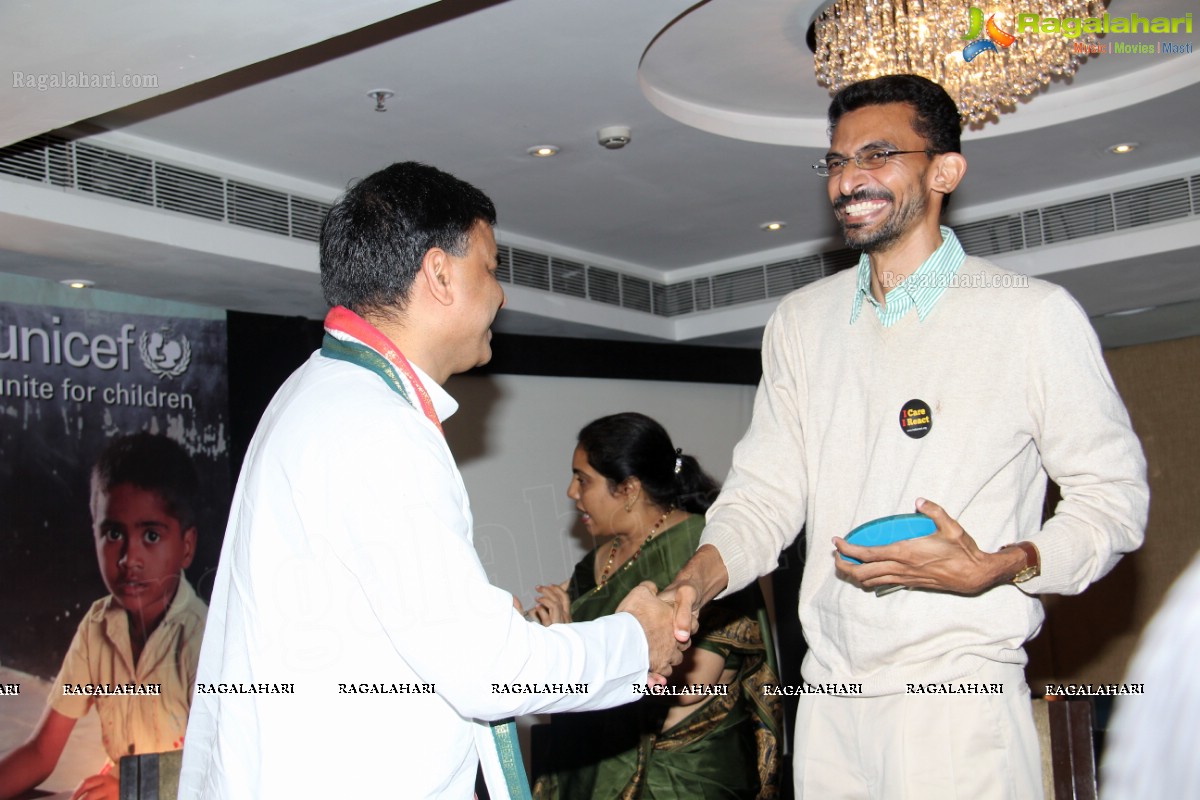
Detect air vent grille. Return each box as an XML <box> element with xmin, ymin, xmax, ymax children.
<box><xmin>1113</xmin><ymin>179</ymin><xmax>1191</xmax><ymax>230</ymax></box>
<box><xmin>0</xmin><ymin>133</ymin><xmax>1196</xmax><ymax>320</ymax></box>
<box><xmin>654</xmin><ymin>283</ymin><xmax>695</xmax><ymax>317</ymax></box>
<box><xmin>228</xmin><ymin>181</ymin><xmax>289</xmax><ymax>236</ymax></box>
<box><xmin>1042</xmin><ymin>196</ymin><xmax>1115</xmax><ymax>244</ymax></box>
<box><xmin>0</xmin><ymin>134</ymin><xmax>71</xmax><ymax>184</ymax></box>
<box><xmin>955</xmin><ymin>214</ymin><xmax>1025</xmax><ymax>257</ymax></box>
<box><xmin>766</xmin><ymin>256</ymin><xmax>823</xmax><ymax>297</ymax></box>
<box><xmin>155</xmin><ymin>163</ymin><xmax>224</xmax><ymax>221</ymax></box>
<box><xmin>1022</xmin><ymin>210</ymin><xmax>1044</xmax><ymax>249</ymax></box>
<box><xmin>290</xmin><ymin>197</ymin><xmax>326</xmax><ymax>242</ymax></box>
<box><xmin>712</xmin><ymin>267</ymin><xmax>767</xmax><ymax>308</ymax></box>
<box><xmin>550</xmin><ymin>258</ymin><xmax>586</xmax><ymax>298</ymax></box>
<box><xmin>822</xmin><ymin>249</ymin><xmax>860</xmax><ymax>274</ymax></box>
<box><xmin>0</xmin><ymin>134</ymin><xmax>329</xmax><ymax>243</ymax></box>
<box><xmin>621</xmin><ymin>275</ymin><xmax>652</xmax><ymax>313</ymax></box>
<box><xmin>693</xmin><ymin>278</ymin><xmax>713</xmax><ymax>311</ymax></box>
<box><xmin>496</xmin><ymin>247</ymin><xmax>513</xmax><ymax>283</ymax></box>
<box><xmin>510</xmin><ymin>248</ymin><xmax>550</xmax><ymax>291</ymax></box>
<box><xmin>587</xmin><ymin>267</ymin><xmax>621</xmax><ymax>306</ymax></box>
<box><xmin>76</xmin><ymin>143</ymin><xmax>153</xmax><ymax>205</ymax></box>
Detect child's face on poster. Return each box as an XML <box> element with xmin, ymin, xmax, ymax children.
<box><xmin>92</xmin><ymin>483</ymin><xmax>197</xmax><ymax>629</ymax></box>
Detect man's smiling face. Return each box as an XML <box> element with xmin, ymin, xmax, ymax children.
<box><xmin>826</xmin><ymin>102</ymin><xmax>939</xmax><ymax>254</ymax></box>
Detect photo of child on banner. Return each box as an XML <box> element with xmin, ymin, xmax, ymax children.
<box><xmin>0</xmin><ymin>302</ymin><xmax>232</xmax><ymax>799</ymax></box>
<box><xmin>0</xmin><ymin>434</ymin><xmax>207</xmax><ymax>800</ymax></box>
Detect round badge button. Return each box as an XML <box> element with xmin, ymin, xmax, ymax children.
<box><xmin>899</xmin><ymin>399</ymin><xmax>932</xmax><ymax>439</ymax></box>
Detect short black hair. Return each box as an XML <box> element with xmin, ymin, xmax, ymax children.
<box><xmin>319</xmin><ymin>161</ymin><xmax>497</xmax><ymax>317</ymax></box>
<box><xmin>828</xmin><ymin>74</ymin><xmax>962</xmax><ymax>156</ymax></box>
<box><xmin>90</xmin><ymin>433</ymin><xmax>200</xmax><ymax>531</ymax></box>
<box><xmin>577</xmin><ymin>412</ymin><xmax>720</xmax><ymax>514</ymax></box>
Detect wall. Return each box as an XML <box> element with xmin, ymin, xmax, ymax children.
<box><xmin>445</xmin><ymin>372</ymin><xmax>756</xmax><ymax>607</ymax></box>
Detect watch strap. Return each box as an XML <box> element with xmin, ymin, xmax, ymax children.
<box><xmin>1002</xmin><ymin>541</ymin><xmax>1041</xmax><ymax>584</ymax></box>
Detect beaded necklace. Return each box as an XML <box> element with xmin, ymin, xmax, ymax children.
<box><xmin>594</xmin><ymin>506</ymin><xmax>675</xmax><ymax>593</ymax></box>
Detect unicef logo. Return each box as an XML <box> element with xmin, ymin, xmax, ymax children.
<box><xmin>138</xmin><ymin>327</ymin><xmax>192</xmax><ymax>379</ymax></box>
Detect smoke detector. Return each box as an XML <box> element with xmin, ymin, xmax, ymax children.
<box><xmin>597</xmin><ymin>125</ymin><xmax>632</xmax><ymax>149</ymax></box>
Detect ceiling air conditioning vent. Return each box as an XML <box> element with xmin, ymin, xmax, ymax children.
<box><xmin>0</xmin><ymin>134</ymin><xmax>71</xmax><ymax>185</ymax></box>
<box><xmin>155</xmin><ymin>163</ymin><xmax>224</xmax><ymax>221</ymax></box>
<box><xmin>621</xmin><ymin>275</ymin><xmax>652</xmax><ymax>313</ymax></box>
<box><xmin>1</xmin><ymin>133</ymin><xmax>1196</xmax><ymax>321</ymax></box>
<box><xmin>587</xmin><ymin>267</ymin><xmax>621</xmax><ymax>306</ymax></box>
<box><xmin>821</xmin><ymin>248</ymin><xmax>860</xmax><ymax>275</ymax></box>
<box><xmin>291</xmin><ymin>197</ymin><xmax>330</xmax><ymax>242</ymax></box>
<box><xmin>766</xmin><ymin>255</ymin><xmax>823</xmax><ymax>297</ymax></box>
<box><xmin>1113</xmin><ymin>179</ymin><xmax>1191</xmax><ymax>230</ymax></box>
<box><xmin>510</xmin><ymin>248</ymin><xmax>550</xmax><ymax>291</ymax></box>
<box><xmin>653</xmin><ymin>283</ymin><xmax>695</xmax><ymax>317</ymax></box>
<box><xmin>495</xmin><ymin>246</ymin><xmax>513</xmax><ymax>283</ymax></box>
<box><xmin>550</xmin><ymin>258</ymin><xmax>586</xmax><ymax>298</ymax></box>
<box><xmin>1021</xmin><ymin>210</ymin><xmax>1044</xmax><ymax>249</ymax></box>
<box><xmin>712</xmin><ymin>267</ymin><xmax>766</xmax><ymax>308</ymax></box>
<box><xmin>75</xmin><ymin>142</ymin><xmax>153</xmax><ymax>206</ymax></box>
<box><xmin>692</xmin><ymin>278</ymin><xmax>713</xmax><ymax>311</ymax></box>
<box><xmin>1041</xmin><ymin>196</ymin><xmax>1115</xmax><ymax>245</ymax></box>
<box><xmin>955</xmin><ymin>214</ymin><xmax>1025</xmax><ymax>258</ymax></box>
<box><xmin>227</xmin><ymin>181</ymin><xmax>290</xmax><ymax>236</ymax></box>
<box><xmin>0</xmin><ymin>134</ymin><xmax>331</xmax><ymax>245</ymax></box>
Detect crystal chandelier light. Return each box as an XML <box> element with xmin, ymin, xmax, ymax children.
<box><xmin>812</xmin><ymin>0</ymin><xmax>1104</xmax><ymax>126</ymax></box>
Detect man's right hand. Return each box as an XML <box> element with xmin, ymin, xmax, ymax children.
<box><xmin>616</xmin><ymin>581</ymin><xmax>693</xmax><ymax>680</ymax></box>
<box><xmin>659</xmin><ymin>544</ymin><xmax>730</xmax><ymax>646</ymax></box>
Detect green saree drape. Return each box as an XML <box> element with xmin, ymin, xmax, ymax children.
<box><xmin>532</xmin><ymin>515</ymin><xmax>782</xmax><ymax>800</ymax></box>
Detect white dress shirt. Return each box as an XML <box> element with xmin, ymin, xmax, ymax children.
<box><xmin>179</xmin><ymin>346</ymin><xmax>649</xmax><ymax>798</ymax></box>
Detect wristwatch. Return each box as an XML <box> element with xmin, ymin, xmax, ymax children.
<box><xmin>1001</xmin><ymin>541</ymin><xmax>1041</xmax><ymax>584</ymax></box>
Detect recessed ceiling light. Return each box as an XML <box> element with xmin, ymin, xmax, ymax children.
<box><xmin>1108</xmin><ymin>142</ymin><xmax>1138</xmax><ymax>155</ymax></box>
<box><xmin>60</xmin><ymin>279</ymin><xmax>95</xmax><ymax>289</ymax></box>
<box><xmin>760</xmin><ymin>221</ymin><xmax>786</xmax><ymax>232</ymax></box>
<box><xmin>527</xmin><ymin>145</ymin><xmax>560</xmax><ymax>158</ymax></box>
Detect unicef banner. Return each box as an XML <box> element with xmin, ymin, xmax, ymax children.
<box><xmin>0</xmin><ymin>302</ymin><xmax>229</xmax><ymax>681</ymax></box>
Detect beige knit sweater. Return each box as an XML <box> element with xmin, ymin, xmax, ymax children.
<box><xmin>702</xmin><ymin>257</ymin><xmax>1149</xmax><ymax>695</ymax></box>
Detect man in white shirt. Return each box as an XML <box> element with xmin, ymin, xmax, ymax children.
<box><xmin>179</xmin><ymin>162</ymin><xmax>688</xmax><ymax>799</ymax></box>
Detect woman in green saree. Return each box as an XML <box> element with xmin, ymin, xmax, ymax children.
<box><xmin>530</xmin><ymin>412</ymin><xmax>781</xmax><ymax>800</ymax></box>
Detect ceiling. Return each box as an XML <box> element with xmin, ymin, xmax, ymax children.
<box><xmin>1</xmin><ymin>0</ymin><xmax>1198</xmax><ymax>349</ymax></box>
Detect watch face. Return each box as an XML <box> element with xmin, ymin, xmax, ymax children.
<box><xmin>1013</xmin><ymin>566</ymin><xmax>1039</xmax><ymax>584</ymax></box>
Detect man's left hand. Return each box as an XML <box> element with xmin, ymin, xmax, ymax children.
<box><xmin>832</xmin><ymin>498</ymin><xmax>1021</xmax><ymax>595</ymax></box>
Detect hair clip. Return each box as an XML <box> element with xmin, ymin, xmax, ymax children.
<box><xmin>674</xmin><ymin>448</ymin><xmax>683</xmax><ymax>475</ymax></box>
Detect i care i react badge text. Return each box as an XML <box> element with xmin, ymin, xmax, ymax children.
<box><xmin>899</xmin><ymin>398</ymin><xmax>932</xmax><ymax>439</ymax></box>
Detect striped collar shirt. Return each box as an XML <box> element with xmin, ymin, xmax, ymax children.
<box><xmin>849</xmin><ymin>226</ymin><xmax>966</xmax><ymax>327</ymax></box>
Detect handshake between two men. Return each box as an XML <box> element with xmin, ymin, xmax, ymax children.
<box><xmin>613</xmin><ymin>581</ymin><xmax>699</xmax><ymax>685</ymax></box>
<box><xmin>520</xmin><ymin>544</ymin><xmax>730</xmax><ymax>685</ymax></box>
<box><xmin>519</xmin><ymin>577</ymin><xmax>708</xmax><ymax>684</ymax></box>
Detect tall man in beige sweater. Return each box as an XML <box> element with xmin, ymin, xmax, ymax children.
<box><xmin>662</xmin><ymin>75</ymin><xmax>1149</xmax><ymax>798</ymax></box>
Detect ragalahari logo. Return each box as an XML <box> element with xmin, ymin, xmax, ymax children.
<box><xmin>961</xmin><ymin>7</ymin><xmax>1018</xmax><ymax>61</ymax></box>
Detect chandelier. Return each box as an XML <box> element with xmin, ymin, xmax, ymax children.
<box><xmin>812</xmin><ymin>0</ymin><xmax>1104</xmax><ymax>126</ymax></box>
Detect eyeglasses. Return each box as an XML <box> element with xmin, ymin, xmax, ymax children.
<box><xmin>812</xmin><ymin>148</ymin><xmax>941</xmax><ymax>178</ymax></box>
